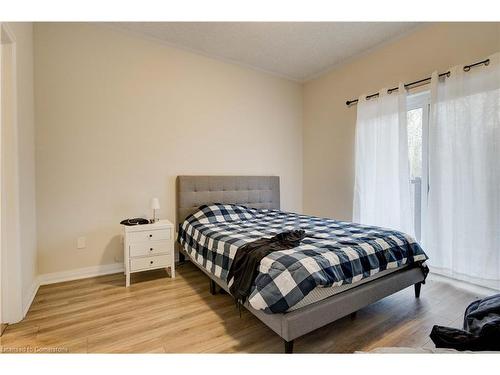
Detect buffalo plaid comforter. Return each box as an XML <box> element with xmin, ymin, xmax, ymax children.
<box><xmin>178</xmin><ymin>204</ymin><xmax>428</xmax><ymax>313</ymax></box>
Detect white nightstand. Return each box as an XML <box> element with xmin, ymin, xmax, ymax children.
<box><xmin>123</xmin><ymin>219</ymin><xmax>175</xmax><ymax>287</ymax></box>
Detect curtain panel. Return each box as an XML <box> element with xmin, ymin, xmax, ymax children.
<box><xmin>353</xmin><ymin>84</ymin><xmax>415</xmax><ymax>236</ymax></box>
<box><xmin>423</xmin><ymin>52</ymin><xmax>500</xmax><ymax>289</ymax></box>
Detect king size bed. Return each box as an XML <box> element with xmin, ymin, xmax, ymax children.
<box><xmin>176</xmin><ymin>175</ymin><xmax>428</xmax><ymax>353</ymax></box>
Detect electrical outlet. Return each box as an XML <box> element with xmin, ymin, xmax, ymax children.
<box><xmin>77</xmin><ymin>236</ymin><xmax>86</xmax><ymax>249</ymax></box>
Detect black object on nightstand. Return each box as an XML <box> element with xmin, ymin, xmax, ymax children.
<box><xmin>120</xmin><ymin>218</ymin><xmax>149</xmax><ymax>226</ymax></box>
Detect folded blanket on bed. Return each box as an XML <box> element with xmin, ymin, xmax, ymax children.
<box><xmin>227</xmin><ymin>230</ymin><xmax>306</xmax><ymax>306</ymax></box>
<box><xmin>178</xmin><ymin>204</ymin><xmax>428</xmax><ymax>313</ymax></box>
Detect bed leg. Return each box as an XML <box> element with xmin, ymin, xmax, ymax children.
<box><xmin>284</xmin><ymin>340</ymin><xmax>294</xmax><ymax>354</ymax></box>
<box><xmin>209</xmin><ymin>279</ymin><xmax>217</xmax><ymax>295</ymax></box>
<box><xmin>350</xmin><ymin>311</ymin><xmax>357</xmax><ymax>319</ymax></box>
<box><xmin>414</xmin><ymin>282</ymin><xmax>422</xmax><ymax>298</ymax></box>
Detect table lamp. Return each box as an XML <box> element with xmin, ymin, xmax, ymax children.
<box><xmin>150</xmin><ymin>198</ymin><xmax>160</xmax><ymax>223</ymax></box>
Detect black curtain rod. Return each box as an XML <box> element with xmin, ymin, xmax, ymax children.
<box><xmin>345</xmin><ymin>58</ymin><xmax>490</xmax><ymax>106</ymax></box>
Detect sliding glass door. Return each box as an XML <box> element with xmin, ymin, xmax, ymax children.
<box><xmin>406</xmin><ymin>91</ymin><xmax>430</xmax><ymax>242</ymax></box>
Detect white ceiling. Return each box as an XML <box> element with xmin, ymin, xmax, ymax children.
<box><xmin>108</xmin><ymin>22</ymin><xmax>421</xmax><ymax>82</ymax></box>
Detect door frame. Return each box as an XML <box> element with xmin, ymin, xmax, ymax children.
<box><xmin>0</xmin><ymin>22</ymin><xmax>23</xmax><ymax>328</ymax></box>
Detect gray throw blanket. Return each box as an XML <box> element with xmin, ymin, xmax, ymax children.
<box><xmin>227</xmin><ymin>230</ymin><xmax>306</xmax><ymax>307</ymax></box>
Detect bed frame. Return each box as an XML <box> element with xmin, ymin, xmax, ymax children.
<box><xmin>176</xmin><ymin>175</ymin><xmax>426</xmax><ymax>353</ymax></box>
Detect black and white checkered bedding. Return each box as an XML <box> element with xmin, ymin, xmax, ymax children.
<box><xmin>178</xmin><ymin>204</ymin><xmax>428</xmax><ymax>314</ymax></box>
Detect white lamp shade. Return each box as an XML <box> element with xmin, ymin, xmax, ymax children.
<box><xmin>150</xmin><ymin>198</ymin><xmax>160</xmax><ymax>210</ymax></box>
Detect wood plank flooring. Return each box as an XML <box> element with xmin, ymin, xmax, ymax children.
<box><xmin>0</xmin><ymin>262</ymin><xmax>485</xmax><ymax>353</ymax></box>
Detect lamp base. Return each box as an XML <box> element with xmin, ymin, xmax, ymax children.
<box><xmin>151</xmin><ymin>209</ymin><xmax>159</xmax><ymax>223</ymax></box>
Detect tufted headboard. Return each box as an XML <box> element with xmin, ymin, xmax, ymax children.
<box><xmin>176</xmin><ymin>175</ymin><xmax>280</xmax><ymax>227</ymax></box>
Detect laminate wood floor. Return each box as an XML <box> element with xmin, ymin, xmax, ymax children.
<box><xmin>0</xmin><ymin>262</ymin><xmax>485</xmax><ymax>353</ymax></box>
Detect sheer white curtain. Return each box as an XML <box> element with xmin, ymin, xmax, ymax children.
<box><xmin>423</xmin><ymin>53</ymin><xmax>500</xmax><ymax>289</ymax></box>
<box><xmin>353</xmin><ymin>84</ymin><xmax>414</xmax><ymax>236</ymax></box>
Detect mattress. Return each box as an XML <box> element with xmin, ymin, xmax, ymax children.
<box><xmin>287</xmin><ymin>265</ymin><xmax>407</xmax><ymax>311</ymax></box>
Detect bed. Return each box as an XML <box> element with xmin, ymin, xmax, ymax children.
<box><xmin>176</xmin><ymin>175</ymin><xmax>428</xmax><ymax>353</ymax></box>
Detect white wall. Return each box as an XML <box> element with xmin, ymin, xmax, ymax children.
<box><xmin>34</xmin><ymin>23</ymin><xmax>303</xmax><ymax>275</ymax></box>
<box><xmin>1</xmin><ymin>25</ymin><xmax>21</xmax><ymax>323</ymax></box>
<box><xmin>1</xmin><ymin>22</ymin><xmax>37</xmax><ymax>321</ymax></box>
<box><xmin>11</xmin><ymin>23</ymin><xmax>38</xmax><ymax>312</ymax></box>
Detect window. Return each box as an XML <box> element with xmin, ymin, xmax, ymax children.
<box><xmin>406</xmin><ymin>91</ymin><xmax>430</xmax><ymax>241</ymax></box>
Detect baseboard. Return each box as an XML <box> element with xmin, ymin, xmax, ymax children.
<box><xmin>22</xmin><ymin>278</ymin><xmax>41</xmax><ymax>317</ymax></box>
<box><xmin>428</xmin><ymin>272</ymin><xmax>499</xmax><ymax>297</ymax></box>
<box><xmin>38</xmin><ymin>263</ymin><xmax>124</xmax><ymax>286</ymax></box>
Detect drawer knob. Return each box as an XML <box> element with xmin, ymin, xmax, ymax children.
<box><xmin>150</xmin><ymin>248</ymin><xmax>153</xmax><ymax>251</ymax></box>
<box><xmin>150</xmin><ymin>261</ymin><xmax>154</xmax><ymax>265</ymax></box>
<box><xmin>149</xmin><ymin>234</ymin><xmax>152</xmax><ymax>238</ymax></box>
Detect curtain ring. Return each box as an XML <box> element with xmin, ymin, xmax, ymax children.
<box><xmin>463</xmin><ymin>66</ymin><xmax>471</xmax><ymax>72</ymax></box>
<box><xmin>485</xmin><ymin>59</ymin><xmax>490</xmax><ymax>66</ymax></box>
<box><xmin>446</xmin><ymin>71</ymin><xmax>451</xmax><ymax>77</ymax></box>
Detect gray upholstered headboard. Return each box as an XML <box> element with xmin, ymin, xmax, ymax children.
<box><xmin>176</xmin><ymin>175</ymin><xmax>280</xmax><ymax>227</ymax></box>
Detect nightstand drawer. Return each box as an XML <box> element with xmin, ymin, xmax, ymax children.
<box><xmin>130</xmin><ymin>255</ymin><xmax>170</xmax><ymax>272</ymax></box>
<box><xmin>130</xmin><ymin>241</ymin><xmax>172</xmax><ymax>257</ymax></box>
<box><xmin>128</xmin><ymin>228</ymin><xmax>171</xmax><ymax>243</ymax></box>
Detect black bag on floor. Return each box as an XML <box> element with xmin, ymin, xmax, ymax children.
<box><xmin>430</xmin><ymin>293</ymin><xmax>500</xmax><ymax>351</ymax></box>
